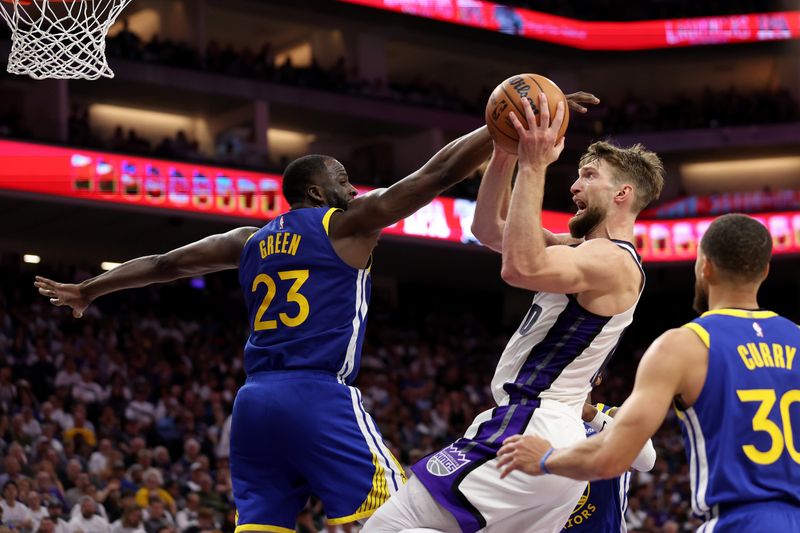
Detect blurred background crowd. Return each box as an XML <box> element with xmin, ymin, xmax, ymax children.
<box><xmin>0</xmin><ymin>261</ymin><xmax>744</xmax><ymax>532</ymax></box>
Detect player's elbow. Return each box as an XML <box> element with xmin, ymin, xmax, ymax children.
<box><xmin>500</xmin><ymin>263</ymin><xmax>526</xmax><ymax>287</ymax></box>
<box><xmin>472</xmin><ymin>223</ymin><xmax>502</xmax><ymax>252</ymax></box>
<box><xmin>501</xmin><ymin>255</ymin><xmax>544</xmax><ymax>288</ymax></box>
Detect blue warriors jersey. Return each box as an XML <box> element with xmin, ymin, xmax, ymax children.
<box><xmin>562</xmin><ymin>404</ymin><xmax>630</xmax><ymax>533</ymax></box>
<box><xmin>678</xmin><ymin>309</ymin><xmax>800</xmax><ymax>524</ymax></box>
<box><xmin>238</xmin><ymin>207</ymin><xmax>370</xmax><ymax>384</ymax></box>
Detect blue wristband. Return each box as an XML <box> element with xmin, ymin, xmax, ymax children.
<box><xmin>539</xmin><ymin>447</ymin><xmax>555</xmax><ymax>475</ymax></box>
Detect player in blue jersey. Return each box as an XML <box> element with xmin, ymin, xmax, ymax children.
<box><xmin>562</xmin><ymin>397</ymin><xmax>655</xmax><ymax>532</ymax></box>
<box><xmin>33</xmin><ymin>127</ymin><xmax>495</xmax><ymax>530</ymax></box>
<box><xmin>497</xmin><ymin>213</ymin><xmax>800</xmax><ymax>532</ymax></box>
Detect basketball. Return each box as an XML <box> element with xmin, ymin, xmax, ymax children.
<box><xmin>485</xmin><ymin>73</ymin><xmax>570</xmax><ymax>154</ymax></box>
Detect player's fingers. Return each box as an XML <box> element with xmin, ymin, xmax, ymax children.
<box><xmin>568</xmin><ymin>91</ymin><xmax>599</xmax><ymax>104</ymax></box>
<box><xmin>502</xmin><ymin>434</ymin><xmax>523</xmax><ymax>446</ymax></box>
<box><xmin>36</xmin><ymin>276</ymin><xmax>58</xmax><ymax>287</ymax></box>
<box><xmin>555</xmin><ymin>136</ymin><xmax>566</xmax><ymax>152</ymax></box>
<box><xmin>522</xmin><ymin>96</ymin><xmax>538</xmax><ymax>129</ymax></box>
<box><xmin>499</xmin><ymin>460</ymin><xmax>517</xmax><ymax>479</ymax></box>
<box><xmin>537</xmin><ymin>93</ymin><xmax>550</xmax><ymax>130</ymax></box>
<box><xmin>551</xmin><ymin>101</ymin><xmax>565</xmax><ymax>133</ymax></box>
<box><xmin>38</xmin><ymin>287</ymin><xmax>56</xmax><ymax>297</ymax></box>
<box><xmin>496</xmin><ymin>453</ymin><xmax>512</xmax><ymax>469</ymax></box>
<box><xmin>50</xmin><ymin>298</ymin><xmax>65</xmax><ymax>307</ymax></box>
<box><xmin>568</xmin><ymin>101</ymin><xmax>587</xmax><ymax>114</ymax></box>
<box><xmin>508</xmin><ymin>111</ymin><xmax>526</xmax><ymax>137</ymax></box>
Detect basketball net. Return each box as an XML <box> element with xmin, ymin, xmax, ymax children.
<box><xmin>0</xmin><ymin>0</ymin><xmax>133</xmax><ymax>80</ymax></box>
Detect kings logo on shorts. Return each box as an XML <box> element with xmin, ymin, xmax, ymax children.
<box><xmin>426</xmin><ymin>444</ymin><xmax>470</xmax><ymax>476</ymax></box>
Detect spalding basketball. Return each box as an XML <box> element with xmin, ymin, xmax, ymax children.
<box><xmin>485</xmin><ymin>74</ymin><xmax>569</xmax><ymax>154</ymax></box>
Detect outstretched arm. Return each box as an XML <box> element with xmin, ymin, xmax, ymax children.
<box><xmin>331</xmin><ymin>126</ymin><xmax>493</xmax><ymax>239</ymax></box>
<box><xmin>496</xmin><ymin>328</ymin><xmax>704</xmax><ymax>480</ymax></box>
<box><xmin>35</xmin><ymin>226</ymin><xmax>258</xmax><ymax>317</ymax></box>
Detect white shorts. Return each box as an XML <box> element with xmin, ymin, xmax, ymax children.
<box><xmin>363</xmin><ymin>400</ymin><xmax>586</xmax><ymax>533</ymax></box>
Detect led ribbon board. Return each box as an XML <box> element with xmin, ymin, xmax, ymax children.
<box><xmin>1</xmin><ymin>140</ymin><xmax>798</xmax><ymax>262</ymax></box>
<box><xmin>339</xmin><ymin>0</ymin><xmax>800</xmax><ymax>50</ymax></box>
<box><xmin>0</xmin><ymin>139</ymin><xmax>570</xmax><ymax>246</ymax></box>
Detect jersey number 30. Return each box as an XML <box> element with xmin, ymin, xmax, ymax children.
<box><xmin>251</xmin><ymin>270</ymin><xmax>310</xmax><ymax>330</ymax></box>
<box><xmin>737</xmin><ymin>388</ymin><xmax>800</xmax><ymax>465</ymax></box>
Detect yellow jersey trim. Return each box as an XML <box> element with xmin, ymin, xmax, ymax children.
<box><xmin>682</xmin><ymin>323</ymin><xmax>710</xmax><ymax>348</ymax></box>
<box><xmin>245</xmin><ymin>232</ymin><xmax>257</xmax><ymax>244</ymax></box>
<box><xmin>322</xmin><ymin>207</ymin><xmax>341</xmax><ymax>235</ymax></box>
<box><xmin>326</xmin><ymin>509</ymin><xmax>377</xmax><ymax>526</ymax></box>
<box><xmin>328</xmin><ymin>452</ymin><xmax>405</xmax><ymax>525</ymax></box>
<box><xmin>700</xmin><ymin>309</ymin><xmax>777</xmax><ymax>319</ymax></box>
<box><xmin>596</xmin><ymin>402</ymin><xmax>605</xmax><ymax>413</ymax></box>
<box><xmin>234</xmin><ymin>524</ymin><xmax>293</xmax><ymax>533</ymax></box>
<box><xmin>673</xmin><ymin>399</ymin><xmax>686</xmax><ymax>420</ymax></box>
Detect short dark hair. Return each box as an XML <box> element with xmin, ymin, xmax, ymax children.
<box><xmin>579</xmin><ymin>141</ymin><xmax>665</xmax><ymax>213</ymax></box>
<box><xmin>700</xmin><ymin>214</ymin><xmax>772</xmax><ymax>281</ymax></box>
<box><xmin>282</xmin><ymin>155</ymin><xmax>331</xmax><ymax>205</ymax></box>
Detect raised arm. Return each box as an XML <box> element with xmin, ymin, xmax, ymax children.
<box><xmin>500</xmin><ymin>94</ymin><xmax>617</xmax><ymax>293</ymax></box>
<box><xmin>471</xmin><ymin>145</ymin><xmax>577</xmax><ymax>253</ymax></box>
<box><xmin>496</xmin><ymin>327</ymin><xmax>704</xmax><ymax>480</ymax></box>
<box><xmin>471</xmin><ymin>145</ymin><xmax>515</xmax><ymax>252</ymax></box>
<box><xmin>35</xmin><ymin>226</ymin><xmax>258</xmax><ymax>317</ymax></box>
<box><xmin>330</xmin><ymin>126</ymin><xmax>492</xmax><ymax>239</ymax></box>
<box><xmin>474</xmin><ymin>92</ymin><xmax>597</xmax><ymax>254</ymax></box>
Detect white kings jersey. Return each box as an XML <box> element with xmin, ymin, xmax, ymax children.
<box><xmin>491</xmin><ymin>240</ymin><xmax>644</xmax><ymax>412</ymax></box>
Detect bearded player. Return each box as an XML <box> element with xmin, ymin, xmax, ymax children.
<box><xmin>364</xmin><ymin>94</ymin><xmax>664</xmax><ymax>531</ymax></box>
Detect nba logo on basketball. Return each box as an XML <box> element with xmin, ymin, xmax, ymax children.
<box><xmin>426</xmin><ymin>445</ymin><xmax>470</xmax><ymax>477</ymax></box>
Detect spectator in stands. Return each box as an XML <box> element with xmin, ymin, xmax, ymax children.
<box><xmin>0</xmin><ymin>458</ymin><xmax>21</xmax><ymax>487</ymax></box>
<box><xmin>134</xmin><ymin>470</ymin><xmax>174</xmax><ymax>517</ymax></box>
<box><xmin>88</xmin><ymin>440</ymin><xmax>114</xmax><ymax>478</ymax></box>
<box><xmin>46</xmin><ymin>499</ymin><xmax>69</xmax><ymax>533</ymax></box>
<box><xmin>0</xmin><ymin>482</ymin><xmax>32</xmax><ymax>532</ymax></box>
<box><xmin>110</xmin><ymin>506</ymin><xmax>144</xmax><ymax>533</ymax></box>
<box><xmin>25</xmin><ymin>493</ymin><xmax>47</xmax><ymax>531</ymax></box>
<box><xmin>124</xmin><ymin>386</ymin><xmax>155</xmax><ymax>429</ymax></box>
<box><xmin>62</xmin><ymin>405</ymin><xmax>96</xmax><ymax>449</ymax></box>
<box><xmin>18</xmin><ymin>409</ymin><xmax>40</xmax><ymax>443</ymax></box>
<box><xmin>67</xmin><ymin>497</ymin><xmax>109</xmax><ymax>533</ymax></box>
<box><xmin>37</xmin><ymin>516</ymin><xmax>56</xmax><ymax>533</ymax></box>
<box><xmin>141</xmin><ymin>497</ymin><xmax>173</xmax><ymax>533</ymax></box>
<box><xmin>32</xmin><ymin>473</ymin><xmax>62</xmax><ymax>512</ymax></box>
<box><xmin>173</xmin><ymin>494</ymin><xmax>198</xmax><ymax>533</ymax></box>
<box><xmin>64</xmin><ymin>474</ymin><xmax>93</xmax><ymax>511</ymax></box>
<box><xmin>72</xmin><ymin>368</ymin><xmax>105</xmax><ymax>407</ymax></box>
<box><xmin>54</xmin><ymin>361</ymin><xmax>81</xmax><ymax>392</ymax></box>
<box><xmin>0</xmin><ymin>366</ymin><xmax>16</xmax><ymax>414</ymax></box>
